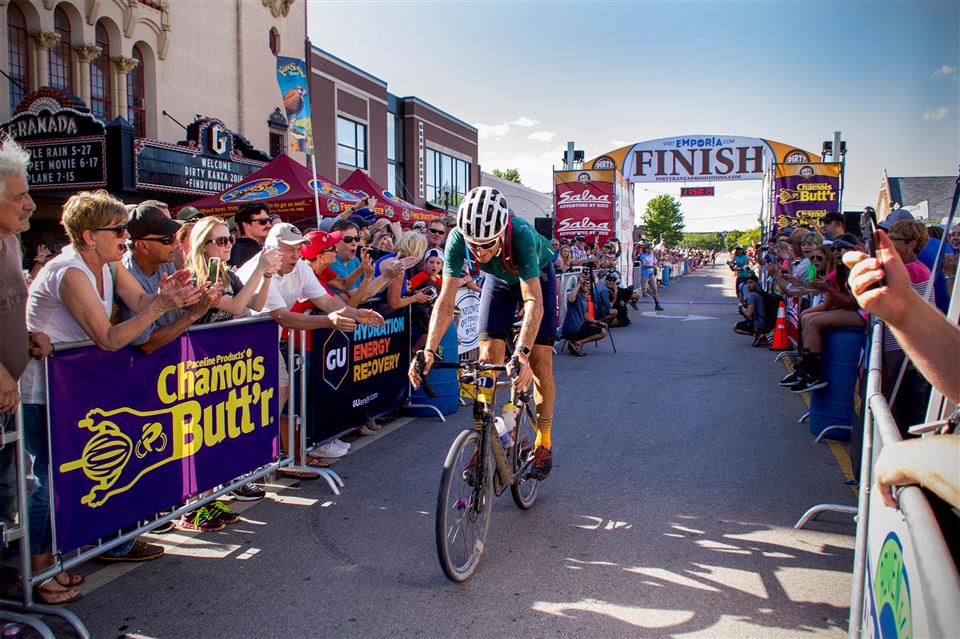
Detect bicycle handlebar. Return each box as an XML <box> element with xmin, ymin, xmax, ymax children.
<box><xmin>413</xmin><ymin>350</ymin><xmax>517</xmax><ymax>399</ymax></box>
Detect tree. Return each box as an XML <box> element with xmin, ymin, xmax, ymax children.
<box><xmin>723</xmin><ymin>227</ymin><xmax>761</xmax><ymax>250</ymax></box>
<box><xmin>642</xmin><ymin>195</ymin><xmax>685</xmax><ymax>247</ymax></box>
<box><xmin>492</xmin><ymin>168</ymin><xmax>521</xmax><ymax>184</ymax></box>
<box><xmin>682</xmin><ymin>232</ymin><xmax>723</xmax><ymax>250</ymax></box>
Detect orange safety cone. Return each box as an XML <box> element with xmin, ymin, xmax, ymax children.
<box><xmin>587</xmin><ymin>295</ymin><xmax>595</xmax><ymax>320</ymax></box>
<box><xmin>769</xmin><ymin>302</ymin><xmax>790</xmax><ymax>351</ymax></box>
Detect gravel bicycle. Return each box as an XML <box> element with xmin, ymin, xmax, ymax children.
<box><xmin>413</xmin><ymin>351</ymin><xmax>540</xmax><ymax>582</ymax></box>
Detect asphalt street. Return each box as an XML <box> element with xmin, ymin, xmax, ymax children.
<box><xmin>60</xmin><ymin>263</ymin><xmax>857</xmax><ymax>638</ymax></box>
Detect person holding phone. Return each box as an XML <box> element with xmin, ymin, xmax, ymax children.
<box><xmin>186</xmin><ymin>217</ymin><xmax>281</xmax><ymax>325</ymax></box>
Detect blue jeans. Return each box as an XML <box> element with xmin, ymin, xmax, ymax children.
<box><xmin>22</xmin><ymin>403</ymin><xmax>52</xmax><ymax>555</ymax></box>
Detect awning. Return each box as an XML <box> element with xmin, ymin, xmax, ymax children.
<box><xmin>340</xmin><ymin>169</ymin><xmax>441</xmax><ymax>225</ymax></box>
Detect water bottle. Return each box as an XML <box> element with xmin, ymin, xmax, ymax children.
<box><xmin>494</xmin><ymin>417</ymin><xmax>511</xmax><ymax>449</ymax></box>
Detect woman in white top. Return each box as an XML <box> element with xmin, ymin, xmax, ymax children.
<box><xmin>22</xmin><ymin>190</ymin><xmax>198</xmax><ymax>604</ymax></box>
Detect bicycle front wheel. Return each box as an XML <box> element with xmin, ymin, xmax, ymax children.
<box><xmin>436</xmin><ymin>429</ymin><xmax>493</xmax><ymax>582</ymax></box>
<box><xmin>510</xmin><ymin>405</ymin><xmax>540</xmax><ymax>510</ymax></box>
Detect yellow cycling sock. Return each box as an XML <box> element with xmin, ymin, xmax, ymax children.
<box><xmin>535</xmin><ymin>415</ymin><xmax>552</xmax><ymax>449</ymax></box>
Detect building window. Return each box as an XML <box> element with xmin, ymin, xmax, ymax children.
<box><xmin>426</xmin><ymin>148</ymin><xmax>470</xmax><ymax>207</ymax></box>
<box><xmin>127</xmin><ymin>45</ymin><xmax>145</xmax><ymax>136</ymax></box>
<box><xmin>7</xmin><ymin>4</ymin><xmax>30</xmax><ymax>113</ymax></box>
<box><xmin>49</xmin><ymin>7</ymin><xmax>73</xmax><ymax>91</ymax></box>
<box><xmin>90</xmin><ymin>21</ymin><xmax>112</xmax><ymax>122</ymax></box>
<box><xmin>337</xmin><ymin>116</ymin><xmax>366</xmax><ymax>169</ymax></box>
<box><xmin>269</xmin><ymin>130</ymin><xmax>287</xmax><ymax>157</ymax></box>
<box><xmin>387</xmin><ymin>113</ymin><xmax>405</xmax><ymax>196</ymax></box>
<box><xmin>269</xmin><ymin>27</ymin><xmax>280</xmax><ymax>56</ymax></box>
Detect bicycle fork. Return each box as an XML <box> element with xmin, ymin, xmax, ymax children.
<box><xmin>474</xmin><ymin>401</ymin><xmax>514</xmax><ymax>489</ymax></box>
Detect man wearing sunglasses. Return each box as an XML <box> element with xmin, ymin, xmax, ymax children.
<box><xmin>122</xmin><ymin>204</ymin><xmax>217</xmax><ymax>354</ymax></box>
<box><xmin>229</xmin><ymin>203</ymin><xmax>274</xmax><ymax>268</ymax></box>
<box><xmin>410</xmin><ymin>186</ymin><xmax>558</xmax><ymax>481</ymax></box>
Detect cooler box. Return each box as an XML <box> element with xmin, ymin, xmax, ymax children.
<box><xmin>408</xmin><ymin>319</ymin><xmax>460</xmax><ymax>416</ymax></box>
<box><xmin>809</xmin><ymin>326</ymin><xmax>865</xmax><ymax>441</ymax></box>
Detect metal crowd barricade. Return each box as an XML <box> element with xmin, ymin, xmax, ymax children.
<box><xmin>846</xmin><ymin>323</ymin><xmax>960</xmax><ymax>638</ymax></box>
<box><xmin>0</xmin><ymin>316</ymin><xmax>297</xmax><ymax>637</ymax></box>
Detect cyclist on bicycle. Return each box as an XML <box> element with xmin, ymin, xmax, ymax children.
<box><xmin>409</xmin><ymin>186</ymin><xmax>557</xmax><ymax>480</ymax></box>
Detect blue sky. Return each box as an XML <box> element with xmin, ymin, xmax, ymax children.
<box><xmin>308</xmin><ymin>1</ymin><xmax>959</xmax><ymax>232</ymax></box>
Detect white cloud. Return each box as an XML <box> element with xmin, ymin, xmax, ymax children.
<box><xmin>923</xmin><ymin>106</ymin><xmax>949</xmax><ymax>121</ymax></box>
<box><xmin>476</xmin><ymin>116</ymin><xmax>539</xmax><ymax>140</ymax></box>
<box><xmin>932</xmin><ymin>64</ymin><xmax>957</xmax><ymax>78</ymax></box>
<box><xmin>610</xmin><ymin>140</ymin><xmax>628</xmax><ymax>147</ymax></box>
<box><xmin>529</xmin><ymin>130</ymin><xmax>557</xmax><ymax>142</ymax></box>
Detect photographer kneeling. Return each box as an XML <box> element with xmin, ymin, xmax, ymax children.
<box><xmin>561</xmin><ymin>271</ymin><xmax>608</xmax><ymax>356</ymax></box>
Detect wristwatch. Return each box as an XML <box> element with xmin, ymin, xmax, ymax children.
<box><xmin>517</xmin><ymin>345</ymin><xmax>532</xmax><ymax>358</ymax></box>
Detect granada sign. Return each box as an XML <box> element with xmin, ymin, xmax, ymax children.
<box><xmin>587</xmin><ymin>135</ymin><xmax>817</xmax><ymax>183</ymax></box>
<box><xmin>554</xmin><ymin>170</ymin><xmax>615</xmax><ymax>242</ymax></box>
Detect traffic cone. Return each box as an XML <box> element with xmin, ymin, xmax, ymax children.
<box><xmin>769</xmin><ymin>302</ymin><xmax>790</xmax><ymax>351</ymax></box>
<box><xmin>587</xmin><ymin>295</ymin><xmax>595</xmax><ymax>320</ymax></box>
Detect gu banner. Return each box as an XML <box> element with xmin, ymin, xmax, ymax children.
<box><xmin>49</xmin><ymin>320</ymin><xmax>280</xmax><ymax>553</ymax></box>
<box><xmin>276</xmin><ymin>56</ymin><xmax>314</xmax><ymax>154</ymax></box>
<box><xmin>307</xmin><ymin>308</ymin><xmax>410</xmax><ymax>441</ymax></box>
<box><xmin>774</xmin><ymin>162</ymin><xmax>841</xmax><ymax>230</ymax></box>
<box><xmin>554</xmin><ymin>170</ymin><xmax>616</xmax><ymax>243</ymax></box>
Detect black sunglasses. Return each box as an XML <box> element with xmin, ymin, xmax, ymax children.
<box><xmin>140</xmin><ymin>235</ymin><xmax>176</xmax><ymax>245</ymax></box>
<box><xmin>341</xmin><ymin>236</ymin><xmax>360</xmax><ymax>244</ymax></box>
<box><xmin>428</xmin><ymin>228</ymin><xmax>446</xmax><ymax>235</ymax></box>
<box><xmin>95</xmin><ymin>223</ymin><xmax>128</xmax><ymax>236</ymax></box>
<box><xmin>810</xmin><ymin>255</ymin><xmax>825</xmax><ymax>262</ymax></box>
<box><xmin>206</xmin><ymin>236</ymin><xmax>236</xmax><ymax>247</ymax></box>
<box><xmin>250</xmin><ymin>217</ymin><xmax>272</xmax><ymax>226</ymax></box>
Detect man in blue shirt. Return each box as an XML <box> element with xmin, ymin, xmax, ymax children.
<box><xmin>562</xmin><ymin>273</ymin><xmax>608</xmax><ymax>355</ymax></box>
<box><xmin>325</xmin><ymin>219</ymin><xmax>368</xmax><ymax>299</ymax></box>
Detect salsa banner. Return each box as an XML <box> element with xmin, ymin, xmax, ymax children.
<box><xmin>586</xmin><ymin>135</ymin><xmax>818</xmax><ymax>183</ymax></box>
<box><xmin>48</xmin><ymin>320</ymin><xmax>280</xmax><ymax>553</ymax></box>
<box><xmin>774</xmin><ymin>162</ymin><xmax>841</xmax><ymax>230</ymax></box>
<box><xmin>307</xmin><ymin>308</ymin><xmax>410</xmax><ymax>441</ymax></box>
<box><xmin>554</xmin><ymin>170</ymin><xmax>615</xmax><ymax>242</ymax></box>
<box><xmin>276</xmin><ymin>56</ymin><xmax>314</xmax><ymax>154</ymax></box>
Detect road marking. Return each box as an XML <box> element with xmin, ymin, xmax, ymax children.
<box><xmin>640</xmin><ymin>312</ymin><xmax>716</xmax><ymax>321</ymax></box>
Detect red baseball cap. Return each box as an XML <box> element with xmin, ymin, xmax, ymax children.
<box><xmin>301</xmin><ymin>230</ymin><xmax>342</xmax><ymax>259</ymax></box>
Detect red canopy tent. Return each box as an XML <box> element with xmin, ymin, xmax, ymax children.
<box><xmin>181</xmin><ymin>154</ymin><xmax>361</xmax><ymax>222</ymax></box>
<box><xmin>340</xmin><ymin>169</ymin><xmax>441</xmax><ymax>225</ymax></box>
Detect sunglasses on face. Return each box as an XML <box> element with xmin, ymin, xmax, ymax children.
<box><xmin>341</xmin><ymin>236</ymin><xmax>360</xmax><ymax>244</ymax></box>
<box><xmin>428</xmin><ymin>228</ymin><xmax>446</xmax><ymax>235</ymax></box>
<box><xmin>321</xmin><ymin>246</ymin><xmax>336</xmax><ymax>254</ymax></box>
<box><xmin>140</xmin><ymin>235</ymin><xmax>176</xmax><ymax>245</ymax></box>
<box><xmin>95</xmin><ymin>223</ymin><xmax>128</xmax><ymax>236</ymax></box>
<box><xmin>467</xmin><ymin>238</ymin><xmax>498</xmax><ymax>251</ymax></box>
<box><xmin>810</xmin><ymin>255</ymin><xmax>825</xmax><ymax>262</ymax></box>
<box><xmin>250</xmin><ymin>217</ymin><xmax>272</xmax><ymax>226</ymax></box>
<box><xmin>206</xmin><ymin>236</ymin><xmax>236</xmax><ymax>247</ymax></box>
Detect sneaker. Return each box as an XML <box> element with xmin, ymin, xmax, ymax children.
<box><xmin>528</xmin><ymin>446</ymin><xmax>553</xmax><ymax>481</ymax></box>
<box><xmin>180</xmin><ymin>506</ymin><xmax>225</xmax><ymax>532</ymax></box>
<box><xmin>98</xmin><ymin>539</ymin><xmax>164</xmax><ymax>562</ymax></box>
<box><xmin>779</xmin><ymin>370</ymin><xmax>805</xmax><ymax>386</ymax></box>
<box><xmin>790</xmin><ymin>376</ymin><xmax>828</xmax><ymax>393</ymax></box>
<box><xmin>655</xmin><ymin>304</ymin><xmax>664</xmax><ymax>311</ymax></box>
<box><xmin>363</xmin><ymin>419</ymin><xmax>381</xmax><ymax>432</ymax></box>
<box><xmin>210</xmin><ymin>500</ymin><xmax>240</xmax><ymax>525</ymax></box>
<box><xmin>567</xmin><ymin>342</ymin><xmax>586</xmax><ymax>357</ymax></box>
<box><xmin>752</xmin><ymin>334</ymin><xmax>769</xmax><ymax>348</ymax></box>
<box><xmin>313</xmin><ymin>441</ymin><xmax>348</xmax><ymax>457</ymax></box>
<box><xmin>152</xmin><ymin>520</ymin><xmax>177</xmax><ymax>534</ymax></box>
<box><xmin>357</xmin><ymin>423</ymin><xmax>377</xmax><ymax>436</ymax></box>
<box><xmin>231</xmin><ymin>483</ymin><xmax>266</xmax><ymax>501</ymax></box>
<box><xmin>629</xmin><ymin>300</ymin><xmax>639</xmax><ymax>311</ymax></box>
<box><xmin>329</xmin><ymin>438</ymin><xmax>351</xmax><ymax>451</ymax></box>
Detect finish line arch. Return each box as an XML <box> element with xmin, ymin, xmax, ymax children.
<box><xmin>585</xmin><ymin>134</ymin><xmax>817</xmax><ymax>183</ymax></box>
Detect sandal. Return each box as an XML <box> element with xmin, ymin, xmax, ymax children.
<box><xmin>306</xmin><ymin>456</ymin><xmax>329</xmax><ymax>468</ymax></box>
<box><xmin>277</xmin><ymin>468</ymin><xmax>319</xmax><ymax>480</ymax></box>
<box><xmin>55</xmin><ymin>572</ymin><xmax>84</xmax><ymax>588</ymax></box>
<box><xmin>33</xmin><ymin>578</ymin><xmax>81</xmax><ymax>605</ymax></box>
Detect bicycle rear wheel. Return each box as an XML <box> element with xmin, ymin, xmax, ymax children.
<box><xmin>436</xmin><ymin>429</ymin><xmax>493</xmax><ymax>582</ymax></box>
<box><xmin>510</xmin><ymin>406</ymin><xmax>540</xmax><ymax>510</ymax></box>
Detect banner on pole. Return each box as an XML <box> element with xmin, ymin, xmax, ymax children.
<box><xmin>455</xmin><ymin>288</ymin><xmax>481</xmax><ymax>354</ymax></box>
<box><xmin>773</xmin><ymin>162</ymin><xmax>841</xmax><ymax>230</ymax></box>
<box><xmin>276</xmin><ymin>56</ymin><xmax>314</xmax><ymax>154</ymax></box>
<box><xmin>49</xmin><ymin>320</ymin><xmax>280</xmax><ymax>553</ymax></box>
<box><xmin>553</xmin><ymin>170</ymin><xmax>616</xmax><ymax>243</ymax></box>
<box><xmin>306</xmin><ymin>308</ymin><xmax>410</xmax><ymax>441</ymax></box>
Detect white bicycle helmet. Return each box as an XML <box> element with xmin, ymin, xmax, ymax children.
<box><xmin>457</xmin><ymin>186</ymin><xmax>509</xmax><ymax>241</ymax></box>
